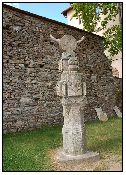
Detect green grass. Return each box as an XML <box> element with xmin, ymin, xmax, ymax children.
<box><xmin>3</xmin><ymin>117</ymin><xmax>122</xmax><ymax>171</ymax></box>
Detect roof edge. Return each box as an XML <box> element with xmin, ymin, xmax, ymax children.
<box><xmin>61</xmin><ymin>7</ymin><xmax>72</xmax><ymax>16</ymax></box>
<box><xmin>3</xmin><ymin>3</ymin><xmax>104</xmax><ymax>40</ymax></box>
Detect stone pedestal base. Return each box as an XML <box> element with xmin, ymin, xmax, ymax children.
<box><xmin>56</xmin><ymin>149</ymin><xmax>100</xmax><ymax>163</ymax></box>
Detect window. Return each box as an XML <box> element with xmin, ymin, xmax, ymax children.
<box><xmin>79</xmin><ymin>16</ymin><xmax>82</xmax><ymax>25</ymax></box>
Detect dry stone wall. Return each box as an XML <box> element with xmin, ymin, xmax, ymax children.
<box><xmin>3</xmin><ymin>4</ymin><xmax>122</xmax><ymax>133</ymax></box>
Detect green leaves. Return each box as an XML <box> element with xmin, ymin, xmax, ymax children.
<box><xmin>72</xmin><ymin>3</ymin><xmax>99</xmax><ymax>32</ymax></box>
<box><xmin>104</xmin><ymin>25</ymin><xmax>122</xmax><ymax>56</ymax></box>
<box><xmin>72</xmin><ymin>3</ymin><xmax>122</xmax><ymax>57</ymax></box>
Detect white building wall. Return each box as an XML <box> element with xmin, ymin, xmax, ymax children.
<box><xmin>95</xmin><ymin>13</ymin><xmax>122</xmax><ymax>78</ymax></box>
<box><xmin>111</xmin><ymin>52</ymin><xmax>122</xmax><ymax>78</ymax></box>
<box><xmin>66</xmin><ymin>9</ymin><xmax>83</xmax><ymax>29</ymax></box>
<box><xmin>95</xmin><ymin>13</ymin><xmax>120</xmax><ymax>36</ymax></box>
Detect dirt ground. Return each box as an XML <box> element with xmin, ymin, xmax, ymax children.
<box><xmin>48</xmin><ymin>148</ymin><xmax>122</xmax><ymax>171</ymax></box>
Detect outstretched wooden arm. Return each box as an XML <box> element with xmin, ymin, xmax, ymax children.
<box><xmin>77</xmin><ymin>36</ymin><xmax>85</xmax><ymax>44</ymax></box>
<box><xmin>50</xmin><ymin>34</ymin><xmax>60</xmax><ymax>43</ymax></box>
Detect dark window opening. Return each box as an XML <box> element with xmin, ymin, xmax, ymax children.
<box><xmin>79</xmin><ymin>17</ymin><xmax>82</xmax><ymax>25</ymax></box>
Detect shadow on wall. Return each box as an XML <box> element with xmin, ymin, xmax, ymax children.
<box><xmin>113</xmin><ymin>77</ymin><xmax>122</xmax><ymax>112</ymax></box>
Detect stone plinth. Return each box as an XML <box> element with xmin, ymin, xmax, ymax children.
<box><xmin>113</xmin><ymin>106</ymin><xmax>122</xmax><ymax>118</ymax></box>
<box><xmin>95</xmin><ymin>107</ymin><xmax>108</xmax><ymax>122</ymax></box>
<box><xmin>56</xmin><ymin>149</ymin><xmax>100</xmax><ymax>163</ymax></box>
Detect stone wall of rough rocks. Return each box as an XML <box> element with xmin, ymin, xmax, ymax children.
<box><xmin>3</xmin><ymin>4</ymin><xmax>122</xmax><ymax>133</ymax></box>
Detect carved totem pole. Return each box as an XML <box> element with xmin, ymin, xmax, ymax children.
<box><xmin>50</xmin><ymin>34</ymin><xmax>99</xmax><ymax>161</ymax></box>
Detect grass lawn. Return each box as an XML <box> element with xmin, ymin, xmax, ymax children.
<box><xmin>3</xmin><ymin>117</ymin><xmax>122</xmax><ymax>171</ymax></box>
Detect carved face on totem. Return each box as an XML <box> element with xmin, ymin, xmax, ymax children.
<box><xmin>50</xmin><ymin>34</ymin><xmax>85</xmax><ymax>53</ymax></box>
<box><xmin>59</xmin><ymin>35</ymin><xmax>77</xmax><ymax>52</ymax></box>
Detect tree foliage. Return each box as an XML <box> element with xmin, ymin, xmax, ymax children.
<box><xmin>71</xmin><ymin>3</ymin><xmax>122</xmax><ymax>57</ymax></box>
